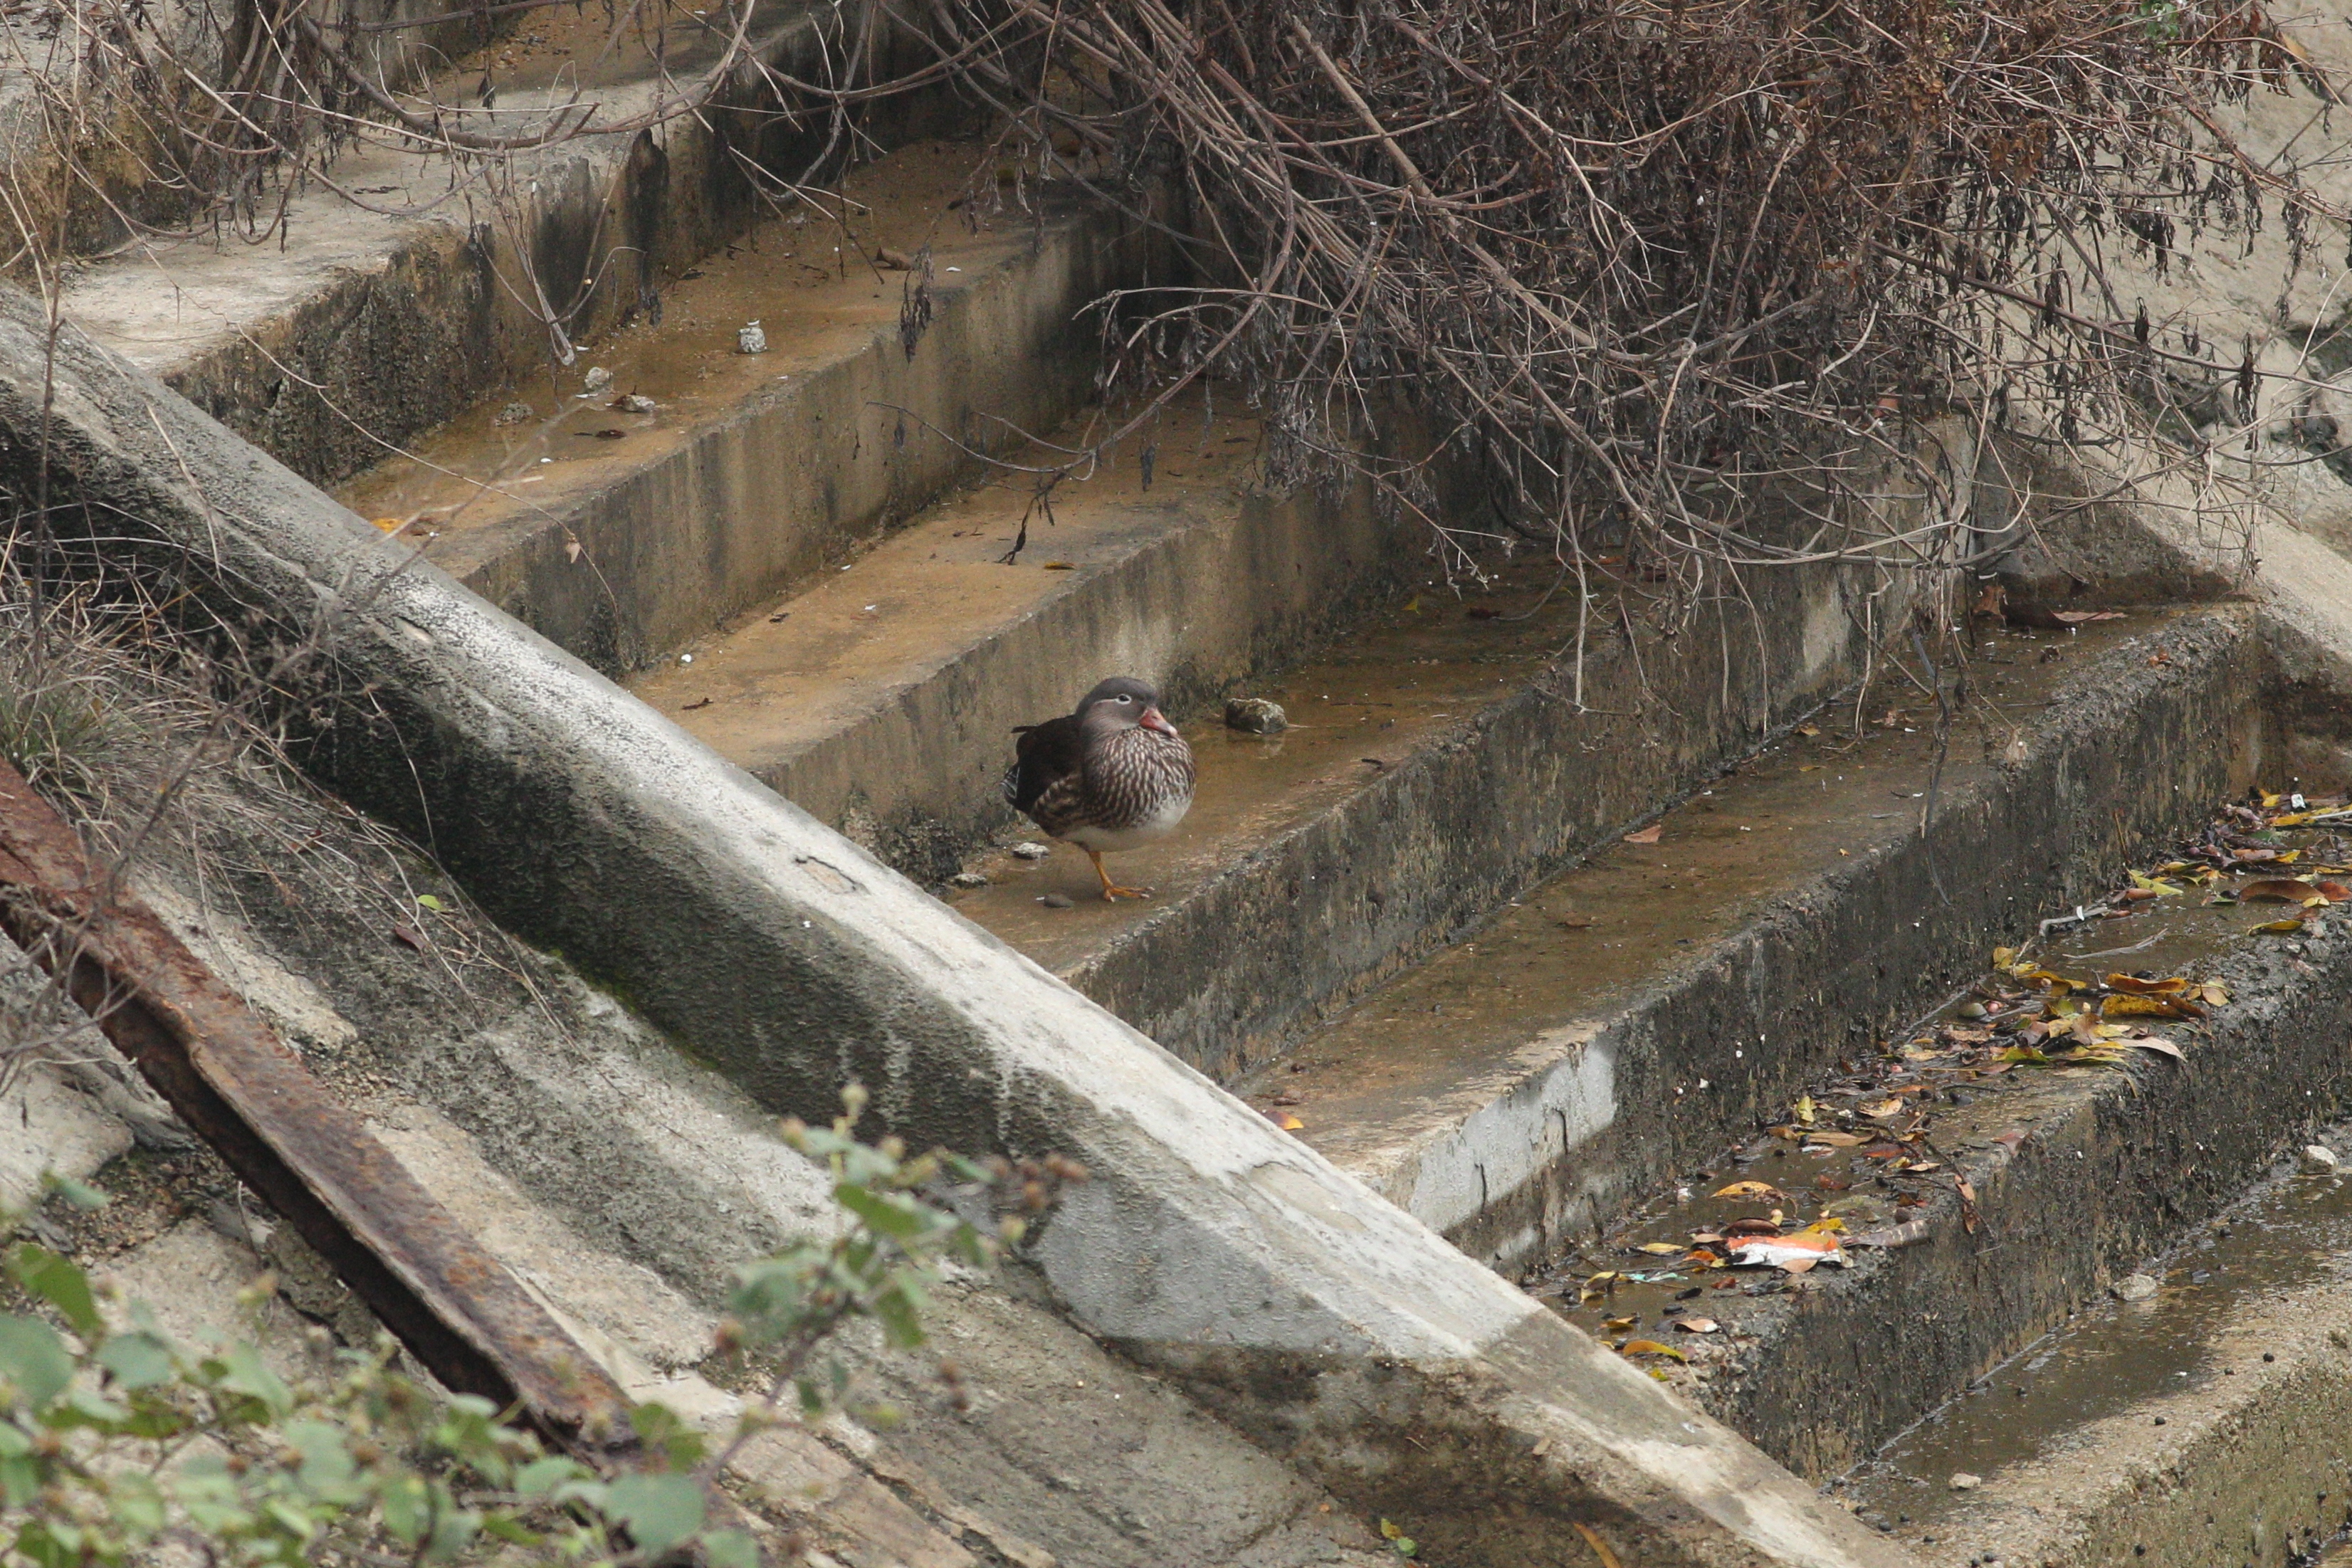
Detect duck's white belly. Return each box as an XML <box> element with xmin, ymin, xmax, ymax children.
<box><xmin>1064</xmin><ymin>791</ymin><xmax>1192</xmax><ymax>852</ymax></box>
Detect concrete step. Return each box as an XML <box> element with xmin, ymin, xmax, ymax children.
<box><xmin>59</xmin><ymin>0</ymin><xmax>967</xmax><ymax>488</ymax></box>
<box><xmin>1837</xmin><ymin>1124</ymin><xmax>2352</xmax><ymax>1568</ymax></box>
<box><xmin>336</xmin><ymin>140</ymin><xmax>1157</xmax><ymax>674</ymax></box>
<box><xmin>745</xmin><ymin>497</ymin><xmax>1906</xmax><ymax>1065</ymax></box>
<box><xmin>1501</xmin><ymin>715</ymin><xmax>2352</xmax><ymax>1485</ymax></box>
<box><xmin>1245</xmin><ymin>609</ymin><xmax>2257</xmax><ymax>1278</ymax></box>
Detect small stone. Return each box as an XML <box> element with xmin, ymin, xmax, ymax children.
<box><xmin>2301</xmin><ymin>1145</ymin><xmax>2340</xmax><ymax>1174</ymax></box>
<box><xmin>493</xmin><ymin>401</ymin><xmax>534</xmax><ymax>425</ymax></box>
<box><xmin>1009</xmin><ymin>842</ymin><xmax>1052</xmax><ymax>861</ymax></box>
<box><xmin>737</xmin><ymin>322</ymin><xmax>769</xmax><ymax>354</ymax></box>
<box><xmin>1224</xmin><ymin>696</ymin><xmax>1288</xmax><ymax>734</ymax></box>
<box><xmin>1948</xmin><ymin>1473</ymin><xmax>1982</xmax><ymax>1492</ymax></box>
<box><xmin>614</xmin><ymin>393</ymin><xmax>657</xmax><ymax>414</ymax></box>
<box><xmin>947</xmin><ymin>871</ymin><xmax>988</xmax><ymax>889</ymax></box>
<box><xmin>1038</xmin><ymin>893</ymin><xmax>1074</xmax><ymax>909</ymax></box>
<box><xmin>1955</xmin><ymin>1001</ymin><xmax>1988</xmax><ymax>1020</ymax></box>
<box><xmin>582</xmin><ymin>366</ymin><xmax>613</xmax><ymax>394</ymax></box>
<box><xmin>2114</xmin><ymin>1273</ymin><xmax>2160</xmax><ymax>1302</ymax></box>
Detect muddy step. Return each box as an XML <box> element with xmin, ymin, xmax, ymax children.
<box><xmin>59</xmin><ymin>0</ymin><xmax>967</xmax><ymax>487</ymax></box>
<box><xmin>1509</xmin><ymin>743</ymin><xmax>2352</xmax><ymax>1483</ymax></box>
<box><xmin>1837</xmin><ymin>1126</ymin><xmax>2352</xmax><ymax>1568</ymax></box>
<box><xmin>1232</xmin><ymin>608</ymin><xmax>2257</xmax><ymax>1275</ymax></box>
<box><xmin>337</xmin><ymin>141</ymin><xmax>1156</xmax><ymax>673</ymax></box>
<box><xmin>889</xmin><ymin>512</ymin><xmax>1922</xmax><ymax>1072</ymax></box>
<box><xmin>627</xmin><ymin>398</ymin><xmax>1418</xmax><ymax>883</ymax></box>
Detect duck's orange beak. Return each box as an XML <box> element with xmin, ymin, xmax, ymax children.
<box><xmin>1141</xmin><ymin>706</ymin><xmax>1178</xmax><ymax>737</ymax></box>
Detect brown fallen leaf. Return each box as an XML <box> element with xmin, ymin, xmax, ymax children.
<box><xmin>1805</xmin><ymin>1131</ymin><xmax>1871</xmax><ymax>1148</ymax></box>
<box><xmin>681</xmin><ymin>697</ymin><xmax>714</xmax><ymax>712</ymax></box>
<box><xmin>2101</xmin><ymin>993</ymin><xmax>2195</xmax><ymax>1020</ymax></box>
<box><xmin>392</xmin><ymin>923</ymin><xmax>426</xmax><ymax>952</ymax></box>
<box><xmin>1955</xmin><ymin>1173</ymin><xmax>1980</xmax><ymax>1233</ymax></box>
<box><xmin>1673</xmin><ymin>1317</ymin><xmax>1721</xmax><ymax>1333</ymax></box>
<box><xmin>1634</xmin><ymin>1241</ymin><xmax>1684</xmax><ymax>1256</ymax></box>
<box><xmin>1557</xmin><ymin>915</ymin><xmax>1596</xmax><ymax>930</ymax></box>
<box><xmin>2129</xmin><ymin>1036</ymin><xmax>2185</xmax><ymax>1059</ymax></box>
<box><xmin>2240</xmin><ymin>878</ymin><xmax>2321</xmax><ymax>903</ymax></box>
<box><xmin>876</xmin><ymin>246</ymin><xmax>915</xmax><ymax>269</ymax></box>
<box><xmin>2105</xmin><ymin>973</ymin><xmax>2187</xmax><ymax>994</ymax></box>
<box><xmin>1970</xmin><ymin>581</ymin><xmax>2005</xmax><ymax>619</ymax></box>
<box><xmin>1624</xmin><ymin>824</ymin><xmax>1663</xmax><ymax>844</ymax></box>
<box><xmin>1859</xmin><ymin>1098</ymin><xmax>1905</xmax><ymax>1118</ymax></box>
<box><xmin>1795</xmin><ymin>723</ymin><xmax>1822</xmax><ymax>737</ymax></box>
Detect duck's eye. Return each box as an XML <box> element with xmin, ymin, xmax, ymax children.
<box><xmin>1115</xmin><ymin>695</ymin><xmax>1132</xmax><ymax>703</ymax></box>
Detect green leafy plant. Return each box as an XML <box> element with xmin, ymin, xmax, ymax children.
<box><xmin>0</xmin><ymin>1092</ymin><xmax>1078</xmax><ymax>1568</ymax></box>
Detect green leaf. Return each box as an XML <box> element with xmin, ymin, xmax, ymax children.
<box><xmin>0</xmin><ymin>1315</ymin><xmax>73</xmax><ymax>1411</ymax></box>
<box><xmin>96</xmin><ymin>1332</ymin><xmax>174</xmax><ymax>1390</ymax></box>
<box><xmin>214</xmin><ymin>1342</ymin><xmax>291</xmax><ymax>1416</ymax></box>
<box><xmin>703</xmin><ymin>1527</ymin><xmax>761</xmax><ymax>1568</ymax></box>
<box><xmin>604</xmin><ymin>1471</ymin><xmax>707</xmax><ymax>1554</ymax></box>
<box><xmin>40</xmin><ymin>1174</ymin><xmax>107</xmax><ymax>1212</ymax></box>
<box><xmin>834</xmin><ymin>1183</ymin><xmax>928</xmax><ymax>1241</ymax></box>
<box><xmin>416</xmin><ymin>894</ymin><xmax>446</xmax><ymax>912</ymax></box>
<box><xmin>513</xmin><ymin>1456</ymin><xmax>583</xmax><ymax>1498</ymax></box>
<box><xmin>8</xmin><ymin>1246</ymin><xmax>98</xmax><ymax>1338</ymax></box>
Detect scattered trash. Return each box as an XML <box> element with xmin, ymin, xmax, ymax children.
<box><xmin>2114</xmin><ymin>1273</ymin><xmax>2160</xmax><ymax>1302</ymax></box>
<box><xmin>1226</xmin><ymin>696</ymin><xmax>1289</xmax><ymax>734</ymax></box>
<box><xmin>2302</xmin><ymin>1145</ymin><xmax>2341</xmax><ymax>1175</ymax></box>
<box><xmin>1010</xmin><ymin>842</ymin><xmax>1052</xmax><ymax>860</ymax></box>
<box><xmin>611</xmin><ymin>393</ymin><xmax>658</xmax><ymax>414</ymax></box>
<box><xmin>581</xmin><ymin>366</ymin><xmax>613</xmax><ymax>394</ymax></box>
<box><xmin>737</xmin><ymin>322</ymin><xmax>769</xmax><ymax>354</ymax></box>
<box><xmin>493</xmin><ymin>401</ymin><xmax>534</xmax><ymax>425</ymax></box>
<box><xmin>1038</xmin><ymin>893</ymin><xmax>1074</xmax><ymax>908</ymax></box>
<box><xmin>947</xmin><ymin>871</ymin><xmax>989</xmax><ymax>889</ymax></box>
<box><xmin>1727</xmin><ymin>1230</ymin><xmax>1848</xmax><ymax>1272</ymax></box>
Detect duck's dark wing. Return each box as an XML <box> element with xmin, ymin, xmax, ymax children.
<box><xmin>1004</xmin><ymin>715</ymin><xmax>1084</xmax><ymax>824</ymax></box>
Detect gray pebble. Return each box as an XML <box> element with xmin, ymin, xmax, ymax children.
<box><xmin>2114</xmin><ymin>1273</ymin><xmax>2160</xmax><ymax>1302</ymax></box>
<box><xmin>2302</xmin><ymin>1144</ymin><xmax>2340</xmax><ymax>1174</ymax></box>
<box><xmin>947</xmin><ymin>871</ymin><xmax>989</xmax><ymax>888</ymax></box>
<box><xmin>1038</xmin><ymin>893</ymin><xmax>1074</xmax><ymax>909</ymax></box>
<box><xmin>493</xmin><ymin>401</ymin><xmax>534</xmax><ymax>426</ymax></box>
<box><xmin>1010</xmin><ymin>841</ymin><xmax>1053</xmax><ymax>860</ymax></box>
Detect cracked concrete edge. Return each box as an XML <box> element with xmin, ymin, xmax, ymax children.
<box><xmin>0</xmin><ymin>291</ymin><xmax>1915</xmax><ymax>1567</ymax></box>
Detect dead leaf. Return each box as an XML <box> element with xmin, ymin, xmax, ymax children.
<box><xmin>2101</xmin><ymin>994</ymin><xmax>2195</xmax><ymax>1020</ymax></box>
<box><xmin>1859</xmin><ymin>1098</ymin><xmax>1905</xmax><ymax>1119</ymax></box>
<box><xmin>1276</xmin><ymin>1113</ymin><xmax>1305</xmax><ymax>1131</ymax></box>
<box><xmin>681</xmin><ymin>697</ymin><xmax>714</xmax><ymax>712</ymax></box>
<box><xmin>2105</xmin><ymin>974</ymin><xmax>2187</xmax><ymax>994</ymax></box>
<box><xmin>1970</xmin><ymin>581</ymin><xmax>2005</xmax><ymax>619</ymax></box>
<box><xmin>1624</xmin><ymin>824</ymin><xmax>1663</xmax><ymax>844</ymax></box>
<box><xmin>2052</xmin><ymin>609</ymin><xmax>2123</xmax><ymax>624</ymax></box>
<box><xmin>1634</xmin><ymin>1241</ymin><xmax>1684</xmax><ymax>1256</ymax></box>
<box><xmin>1674</xmin><ymin>1317</ymin><xmax>1721</xmax><ymax>1333</ymax></box>
<box><xmin>2128</xmin><ymin>1036</ymin><xmax>2184</xmax><ymax>1059</ymax></box>
<box><xmin>2253</xmin><ymin>917</ymin><xmax>2307</xmax><ymax>935</ymax></box>
<box><xmin>1795</xmin><ymin>1094</ymin><xmax>1818</xmax><ymax>1126</ymax></box>
<box><xmin>1620</xmin><ymin>1340</ymin><xmax>1687</xmax><ymax>1362</ymax></box>
<box><xmin>370</xmin><ymin>516</ymin><xmax>405</xmax><ymax>533</ymax></box>
<box><xmin>876</xmin><ymin>246</ymin><xmax>915</xmax><ymax>269</ymax></box>
<box><xmin>1712</xmin><ymin>1180</ymin><xmax>1780</xmax><ymax>1198</ymax></box>
<box><xmin>1805</xmin><ymin>1130</ymin><xmax>1871</xmax><ymax>1148</ymax></box>
<box><xmin>1956</xmin><ymin>1174</ymin><xmax>1980</xmax><ymax>1234</ymax></box>
<box><xmin>1603</xmin><ymin>1315</ymin><xmax>1637</xmax><ymax>1332</ymax></box>
<box><xmin>1041</xmin><ymin>561</ymin><xmax>1078</xmax><ymax>570</ymax></box>
<box><xmin>2240</xmin><ymin>879</ymin><xmax>2321</xmax><ymax>903</ymax></box>
<box><xmin>1556</xmin><ymin>915</ymin><xmax>1596</xmax><ymax>930</ymax></box>
<box><xmin>1795</xmin><ymin>723</ymin><xmax>1822</xmax><ymax>737</ymax></box>
<box><xmin>392</xmin><ymin>923</ymin><xmax>426</xmax><ymax>952</ymax></box>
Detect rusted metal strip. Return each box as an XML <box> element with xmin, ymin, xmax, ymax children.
<box><xmin>0</xmin><ymin>757</ymin><xmax>632</xmax><ymax>1448</ymax></box>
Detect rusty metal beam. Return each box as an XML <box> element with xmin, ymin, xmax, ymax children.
<box><xmin>0</xmin><ymin>757</ymin><xmax>633</xmax><ymax>1449</ymax></box>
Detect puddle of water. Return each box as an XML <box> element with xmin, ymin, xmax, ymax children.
<box><xmin>1844</xmin><ymin>1158</ymin><xmax>2352</xmax><ymax>1535</ymax></box>
<box><xmin>335</xmin><ymin>138</ymin><xmax>1018</xmax><ymax>552</ymax></box>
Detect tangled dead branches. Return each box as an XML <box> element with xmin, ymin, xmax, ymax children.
<box><xmin>912</xmin><ymin>0</ymin><xmax>2338</xmax><ymax>596</ymax></box>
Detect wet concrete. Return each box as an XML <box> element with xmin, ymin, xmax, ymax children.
<box><xmin>1505</xmin><ymin>771</ymin><xmax>2352</xmax><ymax>1483</ymax></box>
<box><xmin>335</xmin><ymin>140</ymin><xmax>1151</xmax><ymax>672</ymax></box>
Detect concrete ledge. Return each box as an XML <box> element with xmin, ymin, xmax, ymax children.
<box><xmin>401</xmin><ymin>185</ymin><xmax>1164</xmax><ymax>673</ymax></box>
<box><xmin>61</xmin><ymin>0</ymin><xmax>970</xmax><ymax>487</ymax></box>
<box><xmin>0</xmin><ymin>288</ymin><xmax>1916</xmax><ymax>1567</ymax></box>
<box><xmin>1283</xmin><ymin>611</ymin><xmax>2260</xmax><ymax>1278</ymax></box>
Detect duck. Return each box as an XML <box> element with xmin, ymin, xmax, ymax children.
<box><xmin>1002</xmin><ymin>677</ymin><xmax>1196</xmax><ymax>900</ymax></box>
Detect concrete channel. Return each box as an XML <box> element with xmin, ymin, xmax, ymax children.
<box><xmin>23</xmin><ymin>6</ymin><xmax>2352</xmax><ymax>1562</ymax></box>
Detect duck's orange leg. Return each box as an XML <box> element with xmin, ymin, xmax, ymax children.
<box><xmin>1086</xmin><ymin>848</ymin><xmax>1154</xmax><ymax>901</ymax></box>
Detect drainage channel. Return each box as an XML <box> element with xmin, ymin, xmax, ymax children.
<box><xmin>1513</xmin><ymin>781</ymin><xmax>2352</xmax><ymax>1517</ymax></box>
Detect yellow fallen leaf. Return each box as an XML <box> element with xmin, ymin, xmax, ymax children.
<box><xmin>1795</xmin><ymin>1094</ymin><xmax>1817</xmax><ymax>1126</ymax></box>
<box><xmin>1380</xmin><ymin>1520</ymin><xmax>1405</xmax><ymax>1542</ymax></box>
<box><xmin>1795</xmin><ymin>724</ymin><xmax>1822</xmax><ymax>737</ymax></box>
<box><xmin>1990</xmin><ymin>946</ymin><xmax>2017</xmax><ymax>969</ymax></box>
<box><xmin>1277</xmin><ymin>1113</ymin><xmax>1305</xmax><ymax>1131</ymax></box>
<box><xmin>1603</xmin><ymin>1315</ymin><xmax>1637</xmax><ymax>1332</ymax></box>
<box><xmin>2253</xmin><ymin>917</ymin><xmax>2306</xmax><ymax>935</ymax></box>
<box><xmin>2102</xmin><ymin>994</ymin><xmax>2193</xmax><ymax>1019</ymax></box>
<box><xmin>1713</xmin><ymin>1181</ymin><xmax>1778</xmax><ymax>1197</ymax></box>
<box><xmin>1620</xmin><ymin>1340</ymin><xmax>1688</xmax><ymax>1362</ymax></box>
<box><xmin>1635</xmin><ymin>1241</ymin><xmax>1685</xmax><ymax>1256</ymax></box>
<box><xmin>371</xmin><ymin>516</ymin><xmax>406</xmax><ymax>532</ymax></box>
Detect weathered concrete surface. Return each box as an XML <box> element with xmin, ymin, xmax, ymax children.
<box><xmin>1847</xmin><ymin>1146</ymin><xmax>2352</xmax><ymax>1568</ymax></box>
<box><xmin>1540</xmin><ymin>864</ymin><xmax>2352</xmax><ymax>1485</ymax></box>
<box><xmin>61</xmin><ymin>0</ymin><xmax>968</xmax><ymax>487</ymax></box>
<box><xmin>0</xmin><ymin>289</ymin><xmax>1919</xmax><ymax>1566</ymax></box>
<box><xmin>625</xmin><ymin>405</ymin><xmax>1418</xmax><ymax>880</ymax></box>
<box><xmin>340</xmin><ymin>157</ymin><xmax>1170</xmax><ymax>676</ymax></box>
<box><xmin>941</xmin><ymin>496</ymin><xmax>1936</xmax><ymax>1080</ymax></box>
<box><xmin>1267</xmin><ymin>609</ymin><xmax>2259</xmax><ymax>1278</ymax></box>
